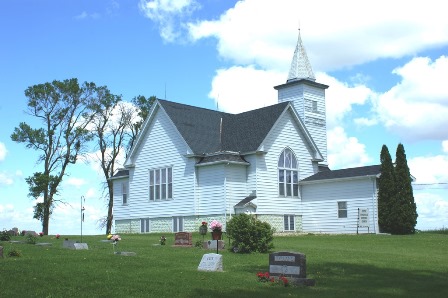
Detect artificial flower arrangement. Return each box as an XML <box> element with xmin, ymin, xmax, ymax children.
<box><xmin>201</xmin><ymin>221</ymin><xmax>207</xmax><ymax>226</ymax></box>
<box><xmin>160</xmin><ymin>235</ymin><xmax>167</xmax><ymax>245</ymax></box>
<box><xmin>110</xmin><ymin>234</ymin><xmax>121</xmax><ymax>243</ymax></box>
<box><xmin>256</xmin><ymin>272</ymin><xmax>289</xmax><ymax>287</ymax></box>
<box><xmin>39</xmin><ymin>232</ymin><xmax>44</xmax><ymax>237</ymax></box>
<box><xmin>55</xmin><ymin>234</ymin><xmax>60</xmax><ymax>239</ymax></box>
<box><xmin>209</xmin><ymin>220</ymin><xmax>222</xmax><ymax>232</ymax></box>
<box><xmin>110</xmin><ymin>234</ymin><xmax>121</xmax><ymax>253</ymax></box>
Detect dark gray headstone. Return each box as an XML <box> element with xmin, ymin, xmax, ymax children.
<box><xmin>269</xmin><ymin>251</ymin><xmax>305</xmax><ymax>278</ymax></box>
<box><xmin>269</xmin><ymin>251</ymin><xmax>315</xmax><ymax>286</ymax></box>
<box><xmin>0</xmin><ymin>246</ymin><xmax>3</xmax><ymax>258</ymax></box>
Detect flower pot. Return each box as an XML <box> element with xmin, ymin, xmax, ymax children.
<box><xmin>212</xmin><ymin>230</ymin><xmax>222</xmax><ymax>240</ymax></box>
<box><xmin>199</xmin><ymin>225</ymin><xmax>207</xmax><ymax>235</ymax></box>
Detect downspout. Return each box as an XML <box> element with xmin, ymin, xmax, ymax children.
<box><xmin>372</xmin><ymin>177</ymin><xmax>377</xmax><ymax>234</ymax></box>
<box><xmin>224</xmin><ymin>164</ymin><xmax>227</xmax><ymax>228</ymax></box>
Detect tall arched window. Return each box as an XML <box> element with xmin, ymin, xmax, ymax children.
<box><xmin>278</xmin><ymin>148</ymin><xmax>299</xmax><ymax>197</ymax></box>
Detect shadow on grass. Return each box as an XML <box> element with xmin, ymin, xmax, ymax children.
<box><xmin>189</xmin><ymin>262</ymin><xmax>448</xmax><ymax>298</ymax></box>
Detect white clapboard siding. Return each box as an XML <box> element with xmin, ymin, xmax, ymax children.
<box><xmin>122</xmin><ymin>108</ymin><xmax>195</xmax><ymax>219</ymax></box>
<box><xmin>197</xmin><ymin>164</ymin><xmax>226</xmax><ymax>215</ymax></box>
<box><xmin>301</xmin><ymin>178</ymin><xmax>378</xmax><ymax>234</ymax></box>
<box><xmin>113</xmin><ymin>177</ymin><xmax>130</xmax><ymax>220</ymax></box>
<box><xmin>224</xmin><ymin>164</ymin><xmax>248</xmax><ymax>214</ymax></box>
<box><xmin>255</xmin><ymin>109</ymin><xmax>315</xmax><ymax>215</ymax></box>
<box><xmin>278</xmin><ymin>82</ymin><xmax>327</xmax><ymax>163</ymax></box>
<box><xmin>244</xmin><ymin>154</ymin><xmax>257</xmax><ymax>195</ymax></box>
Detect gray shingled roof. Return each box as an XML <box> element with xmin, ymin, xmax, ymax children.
<box><xmin>197</xmin><ymin>153</ymin><xmax>249</xmax><ymax>165</ymax></box>
<box><xmin>111</xmin><ymin>169</ymin><xmax>129</xmax><ymax>179</ymax></box>
<box><xmin>300</xmin><ymin>165</ymin><xmax>381</xmax><ymax>182</ymax></box>
<box><xmin>158</xmin><ymin>99</ymin><xmax>289</xmax><ymax>155</ymax></box>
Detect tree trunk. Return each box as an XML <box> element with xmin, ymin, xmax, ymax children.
<box><xmin>106</xmin><ymin>180</ymin><xmax>114</xmax><ymax>235</ymax></box>
<box><xmin>42</xmin><ymin>202</ymin><xmax>50</xmax><ymax>235</ymax></box>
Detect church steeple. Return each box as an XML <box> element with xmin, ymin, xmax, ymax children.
<box><xmin>287</xmin><ymin>29</ymin><xmax>315</xmax><ymax>82</ymax></box>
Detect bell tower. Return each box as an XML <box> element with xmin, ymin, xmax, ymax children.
<box><xmin>274</xmin><ymin>30</ymin><xmax>328</xmax><ymax>164</ymax></box>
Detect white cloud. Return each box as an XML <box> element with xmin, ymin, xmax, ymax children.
<box><xmin>187</xmin><ymin>0</ymin><xmax>448</xmax><ymax>72</ymax></box>
<box><xmin>373</xmin><ymin>56</ymin><xmax>448</xmax><ymax>141</ymax></box>
<box><xmin>0</xmin><ymin>142</ymin><xmax>6</xmax><ymax>161</ymax></box>
<box><xmin>0</xmin><ymin>172</ymin><xmax>14</xmax><ymax>185</ymax></box>
<box><xmin>74</xmin><ymin>11</ymin><xmax>101</xmax><ymax>20</ymax></box>
<box><xmin>66</xmin><ymin>177</ymin><xmax>86</xmax><ymax>188</ymax></box>
<box><xmin>317</xmin><ymin>73</ymin><xmax>375</xmax><ymax>129</ymax></box>
<box><xmin>209</xmin><ymin>66</ymin><xmax>284</xmax><ymax>113</ymax></box>
<box><xmin>408</xmin><ymin>154</ymin><xmax>448</xmax><ymax>184</ymax></box>
<box><xmin>443</xmin><ymin>140</ymin><xmax>448</xmax><ymax>153</ymax></box>
<box><xmin>139</xmin><ymin>0</ymin><xmax>200</xmax><ymax>42</ymax></box>
<box><xmin>327</xmin><ymin>127</ymin><xmax>372</xmax><ymax>169</ymax></box>
<box><xmin>414</xmin><ymin>191</ymin><xmax>448</xmax><ymax>230</ymax></box>
<box><xmin>354</xmin><ymin>117</ymin><xmax>378</xmax><ymax>127</ymax></box>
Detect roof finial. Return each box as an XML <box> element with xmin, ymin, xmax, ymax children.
<box><xmin>287</xmin><ymin>27</ymin><xmax>315</xmax><ymax>82</ymax></box>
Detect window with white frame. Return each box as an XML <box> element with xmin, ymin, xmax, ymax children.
<box><xmin>338</xmin><ymin>201</ymin><xmax>347</xmax><ymax>218</ymax></box>
<box><xmin>278</xmin><ymin>148</ymin><xmax>299</xmax><ymax>197</ymax></box>
<box><xmin>122</xmin><ymin>182</ymin><xmax>128</xmax><ymax>205</ymax></box>
<box><xmin>173</xmin><ymin>216</ymin><xmax>183</xmax><ymax>232</ymax></box>
<box><xmin>141</xmin><ymin>218</ymin><xmax>150</xmax><ymax>233</ymax></box>
<box><xmin>284</xmin><ymin>215</ymin><xmax>295</xmax><ymax>231</ymax></box>
<box><xmin>149</xmin><ymin>167</ymin><xmax>172</xmax><ymax>201</ymax></box>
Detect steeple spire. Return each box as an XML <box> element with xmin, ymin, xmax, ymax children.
<box><xmin>287</xmin><ymin>29</ymin><xmax>315</xmax><ymax>82</ymax></box>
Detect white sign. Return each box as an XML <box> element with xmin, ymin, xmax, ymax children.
<box><xmin>198</xmin><ymin>253</ymin><xmax>223</xmax><ymax>272</ymax></box>
<box><xmin>358</xmin><ymin>208</ymin><xmax>369</xmax><ymax>227</ymax></box>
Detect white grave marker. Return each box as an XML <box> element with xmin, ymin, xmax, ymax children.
<box><xmin>197</xmin><ymin>253</ymin><xmax>223</xmax><ymax>272</ymax></box>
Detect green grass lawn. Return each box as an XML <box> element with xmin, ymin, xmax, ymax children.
<box><xmin>1</xmin><ymin>232</ymin><xmax>447</xmax><ymax>297</ymax></box>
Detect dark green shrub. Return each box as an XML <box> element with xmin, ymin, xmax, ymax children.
<box><xmin>26</xmin><ymin>233</ymin><xmax>37</xmax><ymax>244</ymax></box>
<box><xmin>226</xmin><ymin>213</ymin><xmax>274</xmax><ymax>253</ymax></box>
<box><xmin>8</xmin><ymin>248</ymin><xmax>22</xmax><ymax>257</ymax></box>
<box><xmin>0</xmin><ymin>230</ymin><xmax>11</xmax><ymax>241</ymax></box>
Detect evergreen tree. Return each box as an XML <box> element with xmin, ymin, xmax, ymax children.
<box><xmin>392</xmin><ymin>143</ymin><xmax>418</xmax><ymax>234</ymax></box>
<box><xmin>378</xmin><ymin>145</ymin><xmax>395</xmax><ymax>233</ymax></box>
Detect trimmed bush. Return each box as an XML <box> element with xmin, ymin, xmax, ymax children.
<box><xmin>0</xmin><ymin>230</ymin><xmax>11</xmax><ymax>241</ymax></box>
<box><xmin>226</xmin><ymin>213</ymin><xmax>274</xmax><ymax>253</ymax></box>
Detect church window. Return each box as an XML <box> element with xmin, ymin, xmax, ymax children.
<box><xmin>149</xmin><ymin>167</ymin><xmax>172</xmax><ymax>201</ymax></box>
<box><xmin>278</xmin><ymin>148</ymin><xmax>299</xmax><ymax>197</ymax></box>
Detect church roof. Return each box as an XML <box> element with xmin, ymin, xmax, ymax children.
<box><xmin>300</xmin><ymin>165</ymin><xmax>381</xmax><ymax>183</ymax></box>
<box><xmin>287</xmin><ymin>30</ymin><xmax>315</xmax><ymax>82</ymax></box>
<box><xmin>158</xmin><ymin>99</ymin><xmax>289</xmax><ymax>155</ymax></box>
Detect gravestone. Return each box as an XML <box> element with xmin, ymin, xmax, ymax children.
<box><xmin>0</xmin><ymin>246</ymin><xmax>3</xmax><ymax>258</ymax></box>
<box><xmin>35</xmin><ymin>243</ymin><xmax>52</xmax><ymax>246</ymax></box>
<box><xmin>174</xmin><ymin>232</ymin><xmax>192</xmax><ymax>246</ymax></box>
<box><xmin>63</xmin><ymin>240</ymin><xmax>88</xmax><ymax>250</ymax></box>
<box><xmin>203</xmin><ymin>240</ymin><xmax>225</xmax><ymax>250</ymax></box>
<box><xmin>114</xmin><ymin>251</ymin><xmax>136</xmax><ymax>256</ymax></box>
<box><xmin>198</xmin><ymin>253</ymin><xmax>223</xmax><ymax>272</ymax></box>
<box><xmin>24</xmin><ymin>230</ymin><xmax>37</xmax><ymax>236</ymax></box>
<box><xmin>269</xmin><ymin>251</ymin><xmax>315</xmax><ymax>286</ymax></box>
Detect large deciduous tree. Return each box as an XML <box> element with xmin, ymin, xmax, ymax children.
<box><xmin>378</xmin><ymin>145</ymin><xmax>395</xmax><ymax>233</ymax></box>
<box><xmin>11</xmin><ymin>78</ymin><xmax>102</xmax><ymax>235</ymax></box>
<box><xmin>127</xmin><ymin>95</ymin><xmax>156</xmax><ymax>154</ymax></box>
<box><xmin>391</xmin><ymin>143</ymin><xmax>418</xmax><ymax>234</ymax></box>
<box><xmin>91</xmin><ymin>89</ymin><xmax>134</xmax><ymax>235</ymax></box>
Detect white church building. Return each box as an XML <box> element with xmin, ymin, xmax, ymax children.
<box><xmin>111</xmin><ymin>32</ymin><xmax>381</xmax><ymax>234</ymax></box>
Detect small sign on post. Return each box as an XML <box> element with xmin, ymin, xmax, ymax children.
<box><xmin>357</xmin><ymin>208</ymin><xmax>370</xmax><ymax>234</ymax></box>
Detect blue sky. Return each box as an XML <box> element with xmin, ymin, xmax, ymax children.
<box><xmin>1</xmin><ymin>0</ymin><xmax>447</xmax><ymax>235</ymax></box>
